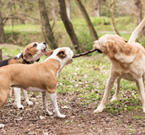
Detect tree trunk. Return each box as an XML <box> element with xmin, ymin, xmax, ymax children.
<box><xmin>134</xmin><ymin>0</ymin><xmax>144</xmax><ymax>39</ymax></box>
<box><xmin>74</xmin><ymin>0</ymin><xmax>98</xmax><ymax>41</ymax></box>
<box><xmin>66</xmin><ymin>0</ymin><xmax>71</xmax><ymax>19</ymax></box>
<box><xmin>58</xmin><ymin>0</ymin><xmax>80</xmax><ymax>53</ymax></box>
<box><xmin>134</xmin><ymin>0</ymin><xmax>142</xmax><ymax>24</ymax></box>
<box><xmin>38</xmin><ymin>0</ymin><xmax>58</xmax><ymax>49</ymax></box>
<box><xmin>0</xmin><ymin>4</ymin><xmax>5</xmax><ymax>43</ymax></box>
<box><xmin>0</xmin><ymin>49</ymin><xmax>2</xmax><ymax>60</ymax></box>
<box><xmin>95</xmin><ymin>0</ymin><xmax>100</xmax><ymax>17</ymax></box>
<box><xmin>52</xmin><ymin>0</ymin><xmax>58</xmax><ymax>21</ymax></box>
<box><xmin>110</xmin><ymin>0</ymin><xmax>120</xmax><ymax>36</ymax></box>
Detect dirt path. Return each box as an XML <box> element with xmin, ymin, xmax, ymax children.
<box><xmin>0</xmin><ymin>92</ymin><xmax>144</xmax><ymax>135</ymax></box>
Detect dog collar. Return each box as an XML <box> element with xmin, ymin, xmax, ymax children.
<box><xmin>19</xmin><ymin>53</ymin><xmax>34</xmax><ymax>64</ymax></box>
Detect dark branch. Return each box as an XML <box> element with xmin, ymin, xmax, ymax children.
<box><xmin>73</xmin><ymin>48</ymin><xmax>98</xmax><ymax>58</ymax></box>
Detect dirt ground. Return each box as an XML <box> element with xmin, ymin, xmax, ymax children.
<box><xmin>0</xmin><ymin>92</ymin><xmax>145</xmax><ymax>135</ymax></box>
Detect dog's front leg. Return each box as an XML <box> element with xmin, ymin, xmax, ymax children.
<box><xmin>136</xmin><ymin>78</ymin><xmax>145</xmax><ymax>112</ymax></box>
<box><xmin>14</xmin><ymin>87</ymin><xmax>24</xmax><ymax>109</ymax></box>
<box><xmin>94</xmin><ymin>75</ymin><xmax>117</xmax><ymax>113</ymax></box>
<box><xmin>111</xmin><ymin>77</ymin><xmax>121</xmax><ymax>102</ymax></box>
<box><xmin>50</xmin><ymin>92</ymin><xmax>66</xmax><ymax>118</ymax></box>
<box><xmin>42</xmin><ymin>92</ymin><xmax>53</xmax><ymax>115</ymax></box>
<box><xmin>22</xmin><ymin>89</ymin><xmax>33</xmax><ymax>106</ymax></box>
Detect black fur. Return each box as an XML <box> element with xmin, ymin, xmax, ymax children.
<box><xmin>0</xmin><ymin>59</ymin><xmax>10</xmax><ymax>67</ymax></box>
<box><xmin>0</xmin><ymin>53</ymin><xmax>33</xmax><ymax>68</ymax></box>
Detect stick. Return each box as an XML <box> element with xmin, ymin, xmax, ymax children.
<box><xmin>73</xmin><ymin>48</ymin><xmax>97</xmax><ymax>58</ymax></box>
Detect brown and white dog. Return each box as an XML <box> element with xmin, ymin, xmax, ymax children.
<box><xmin>0</xmin><ymin>42</ymin><xmax>47</xmax><ymax>109</ymax></box>
<box><xmin>0</xmin><ymin>47</ymin><xmax>73</xmax><ymax>128</ymax></box>
<box><xmin>93</xmin><ymin>19</ymin><xmax>145</xmax><ymax>113</ymax></box>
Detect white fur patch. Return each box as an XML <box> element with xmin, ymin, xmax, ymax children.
<box><xmin>44</xmin><ymin>47</ymin><xmax>73</xmax><ymax>77</ymax></box>
<box><xmin>32</xmin><ymin>42</ymin><xmax>47</xmax><ymax>61</ymax></box>
<box><xmin>26</xmin><ymin>87</ymin><xmax>45</xmax><ymax>92</ymax></box>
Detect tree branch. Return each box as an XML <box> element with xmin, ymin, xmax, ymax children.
<box><xmin>73</xmin><ymin>48</ymin><xmax>98</xmax><ymax>58</ymax></box>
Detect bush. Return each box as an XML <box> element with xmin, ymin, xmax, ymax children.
<box><xmin>77</xmin><ymin>30</ymin><xmax>93</xmax><ymax>52</ymax></box>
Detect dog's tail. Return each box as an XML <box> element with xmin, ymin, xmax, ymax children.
<box><xmin>128</xmin><ymin>18</ymin><xmax>145</xmax><ymax>43</ymax></box>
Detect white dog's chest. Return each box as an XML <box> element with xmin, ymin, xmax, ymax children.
<box><xmin>26</xmin><ymin>87</ymin><xmax>46</xmax><ymax>92</ymax></box>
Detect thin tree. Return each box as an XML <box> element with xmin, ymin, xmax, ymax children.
<box><xmin>134</xmin><ymin>0</ymin><xmax>144</xmax><ymax>39</ymax></box>
<box><xmin>66</xmin><ymin>0</ymin><xmax>71</xmax><ymax>19</ymax></box>
<box><xmin>58</xmin><ymin>0</ymin><xmax>80</xmax><ymax>53</ymax></box>
<box><xmin>38</xmin><ymin>0</ymin><xmax>58</xmax><ymax>49</ymax></box>
<box><xmin>0</xmin><ymin>0</ymin><xmax>5</xmax><ymax>43</ymax></box>
<box><xmin>109</xmin><ymin>0</ymin><xmax>120</xmax><ymax>36</ymax></box>
<box><xmin>95</xmin><ymin>0</ymin><xmax>100</xmax><ymax>17</ymax></box>
<box><xmin>52</xmin><ymin>0</ymin><xmax>58</xmax><ymax>21</ymax></box>
<box><xmin>134</xmin><ymin>0</ymin><xmax>143</xmax><ymax>24</ymax></box>
<box><xmin>74</xmin><ymin>0</ymin><xmax>98</xmax><ymax>41</ymax></box>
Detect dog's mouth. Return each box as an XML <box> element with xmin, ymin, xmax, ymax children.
<box><xmin>41</xmin><ymin>47</ymin><xmax>47</xmax><ymax>53</ymax></box>
<box><xmin>96</xmin><ymin>49</ymin><xmax>102</xmax><ymax>53</ymax></box>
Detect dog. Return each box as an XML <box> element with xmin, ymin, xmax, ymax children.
<box><xmin>0</xmin><ymin>47</ymin><xmax>73</xmax><ymax>128</ymax></box>
<box><xmin>93</xmin><ymin>31</ymin><xmax>145</xmax><ymax>113</ymax></box>
<box><xmin>0</xmin><ymin>42</ymin><xmax>47</xmax><ymax>109</ymax></box>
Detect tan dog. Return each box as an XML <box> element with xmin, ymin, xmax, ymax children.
<box><xmin>0</xmin><ymin>47</ymin><xmax>73</xmax><ymax>128</ymax></box>
<box><xmin>11</xmin><ymin>42</ymin><xmax>47</xmax><ymax>109</ymax></box>
<box><xmin>93</xmin><ymin>33</ymin><xmax>145</xmax><ymax>113</ymax></box>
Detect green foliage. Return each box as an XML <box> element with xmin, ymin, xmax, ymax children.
<box><xmin>133</xmin><ymin>115</ymin><xmax>145</xmax><ymax>120</ymax></box>
<box><xmin>140</xmin><ymin>36</ymin><xmax>145</xmax><ymax>47</ymax></box>
<box><xmin>77</xmin><ymin>31</ymin><xmax>93</xmax><ymax>52</ymax></box>
<box><xmin>4</xmin><ymin>16</ymin><xmax>140</xmax><ymax>52</ymax></box>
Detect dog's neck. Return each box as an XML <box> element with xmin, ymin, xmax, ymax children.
<box><xmin>44</xmin><ymin>57</ymin><xmax>65</xmax><ymax>77</ymax></box>
<box><xmin>18</xmin><ymin>53</ymin><xmax>34</xmax><ymax>64</ymax></box>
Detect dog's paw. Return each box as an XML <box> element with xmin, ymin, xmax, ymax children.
<box><xmin>46</xmin><ymin>110</ymin><xmax>53</xmax><ymax>116</ymax></box>
<box><xmin>26</xmin><ymin>100</ymin><xmax>33</xmax><ymax>106</ymax></box>
<box><xmin>17</xmin><ymin>104</ymin><xmax>24</xmax><ymax>109</ymax></box>
<box><xmin>143</xmin><ymin>107</ymin><xmax>145</xmax><ymax>113</ymax></box>
<box><xmin>110</xmin><ymin>96</ymin><xmax>118</xmax><ymax>102</ymax></box>
<box><xmin>57</xmin><ymin>113</ymin><xmax>66</xmax><ymax>118</ymax></box>
<box><xmin>0</xmin><ymin>124</ymin><xmax>5</xmax><ymax>128</ymax></box>
<box><xmin>94</xmin><ymin>104</ymin><xmax>105</xmax><ymax>113</ymax></box>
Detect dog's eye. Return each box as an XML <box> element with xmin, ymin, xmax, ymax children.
<box><xmin>33</xmin><ymin>43</ymin><xmax>37</xmax><ymax>47</ymax></box>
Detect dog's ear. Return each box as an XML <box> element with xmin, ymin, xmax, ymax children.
<box><xmin>57</xmin><ymin>49</ymin><xmax>66</xmax><ymax>59</ymax></box>
<box><xmin>106</xmin><ymin>41</ymin><xmax>117</xmax><ymax>58</ymax></box>
<box><xmin>45</xmin><ymin>50</ymin><xmax>54</xmax><ymax>56</ymax></box>
<box><xmin>23</xmin><ymin>48</ymin><xmax>33</xmax><ymax>62</ymax></box>
<box><xmin>107</xmin><ymin>40</ymin><xmax>137</xmax><ymax>64</ymax></box>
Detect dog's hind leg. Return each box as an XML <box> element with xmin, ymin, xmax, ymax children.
<box><xmin>110</xmin><ymin>77</ymin><xmax>121</xmax><ymax>102</ymax></box>
<box><xmin>136</xmin><ymin>78</ymin><xmax>145</xmax><ymax>112</ymax></box>
<box><xmin>0</xmin><ymin>88</ymin><xmax>10</xmax><ymax>128</ymax></box>
<box><xmin>42</xmin><ymin>92</ymin><xmax>53</xmax><ymax>115</ymax></box>
<box><xmin>94</xmin><ymin>75</ymin><xmax>117</xmax><ymax>113</ymax></box>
